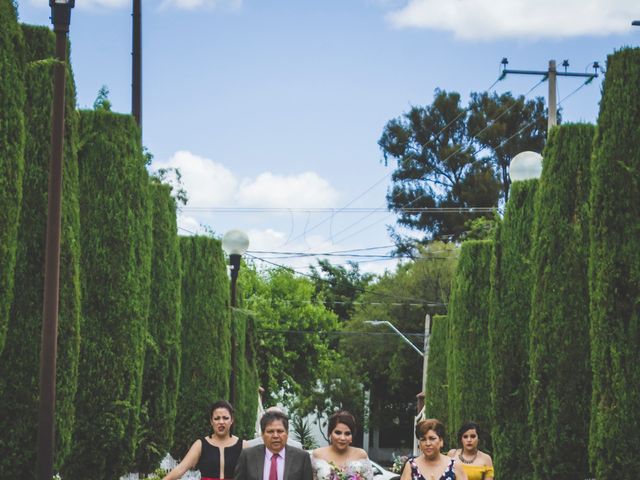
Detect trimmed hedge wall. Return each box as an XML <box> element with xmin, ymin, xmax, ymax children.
<box><xmin>589</xmin><ymin>48</ymin><xmax>640</xmax><ymax>477</ymax></box>
<box><xmin>232</xmin><ymin>308</ymin><xmax>259</xmax><ymax>439</ymax></box>
<box><xmin>135</xmin><ymin>183</ymin><xmax>183</xmax><ymax>473</ymax></box>
<box><xmin>63</xmin><ymin>110</ymin><xmax>152</xmax><ymax>479</ymax></box>
<box><xmin>171</xmin><ymin>236</ymin><xmax>231</xmax><ymax>458</ymax></box>
<box><xmin>0</xmin><ymin>25</ymin><xmax>81</xmax><ymax>476</ymax></box>
<box><xmin>447</xmin><ymin>240</ymin><xmax>493</xmax><ymax>451</ymax></box>
<box><xmin>488</xmin><ymin>179</ymin><xmax>537</xmax><ymax>479</ymax></box>
<box><xmin>529</xmin><ymin>124</ymin><xmax>594</xmax><ymax>479</ymax></box>
<box><xmin>0</xmin><ymin>0</ymin><xmax>25</xmax><ymax>353</ymax></box>
<box><xmin>424</xmin><ymin>315</ymin><xmax>449</xmax><ymax>429</ymax></box>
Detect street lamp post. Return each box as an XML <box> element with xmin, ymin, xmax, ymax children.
<box><xmin>37</xmin><ymin>1</ymin><xmax>74</xmax><ymax>479</ymax></box>
<box><xmin>365</xmin><ymin>320</ymin><xmax>424</xmax><ymax>357</ymax></box>
<box><xmin>222</xmin><ymin>230</ymin><xmax>249</xmax><ymax>406</ymax></box>
<box><xmin>365</xmin><ymin>319</ymin><xmax>430</xmax><ymax>455</ymax></box>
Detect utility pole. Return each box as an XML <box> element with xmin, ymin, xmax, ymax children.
<box><xmin>38</xmin><ymin>2</ymin><xmax>74</xmax><ymax>478</ymax></box>
<box><xmin>500</xmin><ymin>58</ymin><xmax>599</xmax><ymax>135</ymax></box>
<box><xmin>132</xmin><ymin>0</ymin><xmax>142</xmax><ymax>128</ymax></box>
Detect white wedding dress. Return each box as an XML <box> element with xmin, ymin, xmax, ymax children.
<box><xmin>311</xmin><ymin>456</ymin><xmax>374</xmax><ymax>480</ymax></box>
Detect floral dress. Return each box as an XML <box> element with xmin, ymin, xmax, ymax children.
<box><xmin>311</xmin><ymin>457</ymin><xmax>374</xmax><ymax>480</ymax></box>
<box><xmin>409</xmin><ymin>456</ymin><xmax>456</xmax><ymax>480</ymax></box>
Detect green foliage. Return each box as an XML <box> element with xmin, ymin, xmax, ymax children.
<box><xmin>528</xmin><ymin>124</ymin><xmax>594</xmax><ymax>479</ymax></box>
<box><xmin>63</xmin><ymin>109</ymin><xmax>152</xmax><ymax>479</ymax></box>
<box><xmin>0</xmin><ymin>0</ymin><xmax>25</xmax><ymax>353</ymax></box>
<box><xmin>136</xmin><ymin>183</ymin><xmax>182</xmax><ymax>473</ymax></box>
<box><xmin>0</xmin><ymin>25</ymin><xmax>81</xmax><ymax>476</ymax></box>
<box><xmin>291</xmin><ymin>415</ymin><xmax>318</xmax><ymax>450</ymax></box>
<box><xmin>309</xmin><ymin>260</ymin><xmax>374</xmax><ymax>322</ymax></box>
<box><xmin>232</xmin><ymin>308</ymin><xmax>260</xmax><ymax>439</ymax></box>
<box><xmin>93</xmin><ymin>84</ymin><xmax>112</xmax><ymax>111</ymax></box>
<box><xmin>344</xmin><ymin>243</ymin><xmax>457</xmax><ymax>438</ymax></box>
<box><xmin>589</xmin><ymin>48</ymin><xmax>640</xmax><ymax>478</ymax></box>
<box><xmin>447</xmin><ymin>240</ymin><xmax>493</xmax><ymax>451</ymax></box>
<box><xmin>488</xmin><ymin>179</ymin><xmax>537</xmax><ymax>479</ymax></box>
<box><xmin>171</xmin><ymin>235</ymin><xmax>231</xmax><ymax>458</ymax></box>
<box><xmin>379</xmin><ymin>89</ymin><xmax>546</xmax><ymax>243</ymax></box>
<box><xmin>241</xmin><ymin>265</ymin><xmax>339</xmax><ymax>405</ymax></box>
<box><xmin>423</xmin><ymin>315</ymin><xmax>449</xmax><ymax>428</ymax></box>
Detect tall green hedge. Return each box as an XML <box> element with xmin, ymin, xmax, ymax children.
<box><xmin>0</xmin><ymin>26</ymin><xmax>81</xmax><ymax>477</ymax></box>
<box><xmin>135</xmin><ymin>183</ymin><xmax>182</xmax><ymax>473</ymax></box>
<box><xmin>63</xmin><ymin>110</ymin><xmax>152</xmax><ymax>479</ymax></box>
<box><xmin>424</xmin><ymin>315</ymin><xmax>449</xmax><ymax>428</ymax></box>
<box><xmin>447</xmin><ymin>240</ymin><xmax>493</xmax><ymax>452</ymax></box>
<box><xmin>232</xmin><ymin>308</ymin><xmax>259</xmax><ymax>439</ymax></box>
<box><xmin>589</xmin><ymin>48</ymin><xmax>640</xmax><ymax>477</ymax></box>
<box><xmin>529</xmin><ymin>124</ymin><xmax>594</xmax><ymax>479</ymax></box>
<box><xmin>171</xmin><ymin>235</ymin><xmax>231</xmax><ymax>458</ymax></box>
<box><xmin>488</xmin><ymin>179</ymin><xmax>537</xmax><ymax>479</ymax></box>
<box><xmin>0</xmin><ymin>0</ymin><xmax>25</xmax><ymax>353</ymax></box>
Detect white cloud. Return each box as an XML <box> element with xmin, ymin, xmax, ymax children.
<box><xmin>153</xmin><ymin>150</ymin><xmax>340</xmax><ymax>209</ymax></box>
<box><xmin>387</xmin><ymin>0</ymin><xmax>637</xmax><ymax>40</ymax></box>
<box><xmin>237</xmin><ymin>172</ymin><xmax>340</xmax><ymax>209</ymax></box>
<box><xmin>155</xmin><ymin>150</ymin><xmax>238</xmax><ymax>207</ymax></box>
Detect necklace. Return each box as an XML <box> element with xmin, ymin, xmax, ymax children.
<box><xmin>458</xmin><ymin>450</ymin><xmax>478</xmax><ymax>464</ymax></box>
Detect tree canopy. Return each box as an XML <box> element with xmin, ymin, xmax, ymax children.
<box><xmin>379</xmin><ymin>89</ymin><xmax>547</xmax><ymax>244</ymax></box>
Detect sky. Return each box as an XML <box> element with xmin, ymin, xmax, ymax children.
<box><xmin>15</xmin><ymin>0</ymin><xmax>640</xmax><ymax>275</ymax></box>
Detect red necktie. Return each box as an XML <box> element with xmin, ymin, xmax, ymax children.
<box><xmin>269</xmin><ymin>454</ymin><xmax>280</xmax><ymax>480</ymax></box>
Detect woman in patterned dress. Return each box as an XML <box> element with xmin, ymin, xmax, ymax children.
<box><xmin>400</xmin><ymin>419</ymin><xmax>467</xmax><ymax>480</ymax></box>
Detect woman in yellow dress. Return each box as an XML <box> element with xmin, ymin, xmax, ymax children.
<box><xmin>447</xmin><ymin>422</ymin><xmax>493</xmax><ymax>480</ymax></box>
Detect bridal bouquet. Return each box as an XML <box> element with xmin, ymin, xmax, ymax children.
<box><xmin>328</xmin><ymin>461</ymin><xmax>367</xmax><ymax>480</ymax></box>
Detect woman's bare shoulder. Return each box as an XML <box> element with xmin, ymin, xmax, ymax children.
<box><xmin>311</xmin><ymin>446</ymin><xmax>330</xmax><ymax>459</ymax></box>
<box><xmin>351</xmin><ymin>447</ymin><xmax>368</xmax><ymax>460</ymax></box>
<box><xmin>478</xmin><ymin>450</ymin><xmax>493</xmax><ymax>465</ymax></box>
<box><xmin>446</xmin><ymin>449</ymin><xmax>458</xmax><ymax>458</ymax></box>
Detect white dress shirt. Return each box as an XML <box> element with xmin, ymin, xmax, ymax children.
<box><xmin>263</xmin><ymin>448</ymin><xmax>286</xmax><ymax>480</ymax></box>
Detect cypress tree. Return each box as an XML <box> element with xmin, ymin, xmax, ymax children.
<box><xmin>447</xmin><ymin>240</ymin><xmax>493</xmax><ymax>452</ymax></box>
<box><xmin>171</xmin><ymin>236</ymin><xmax>231</xmax><ymax>458</ymax></box>
<box><xmin>0</xmin><ymin>0</ymin><xmax>25</xmax><ymax>353</ymax></box>
<box><xmin>136</xmin><ymin>183</ymin><xmax>182</xmax><ymax>473</ymax></box>
<box><xmin>529</xmin><ymin>124</ymin><xmax>594</xmax><ymax>479</ymax></box>
<box><xmin>589</xmin><ymin>48</ymin><xmax>640</xmax><ymax>477</ymax></box>
<box><xmin>0</xmin><ymin>26</ymin><xmax>81</xmax><ymax>477</ymax></box>
<box><xmin>424</xmin><ymin>315</ymin><xmax>449</xmax><ymax>428</ymax></box>
<box><xmin>488</xmin><ymin>180</ymin><xmax>537</xmax><ymax>479</ymax></box>
<box><xmin>231</xmin><ymin>308</ymin><xmax>259</xmax><ymax>439</ymax></box>
<box><xmin>63</xmin><ymin>110</ymin><xmax>152</xmax><ymax>479</ymax></box>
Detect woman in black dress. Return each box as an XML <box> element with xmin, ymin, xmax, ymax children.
<box><xmin>163</xmin><ymin>400</ymin><xmax>246</xmax><ymax>480</ymax></box>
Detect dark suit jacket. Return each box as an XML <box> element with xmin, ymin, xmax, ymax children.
<box><xmin>234</xmin><ymin>444</ymin><xmax>312</xmax><ymax>480</ymax></box>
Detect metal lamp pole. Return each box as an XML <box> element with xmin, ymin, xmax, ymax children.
<box><xmin>221</xmin><ymin>230</ymin><xmax>249</xmax><ymax>406</ymax></box>
<box><xmin>365</xmin><ymin>319</ymin><xmax>430</xmax><ymax>455</ymax></box>
<box><xmin>36</xmin><ymin>1</ymin><xmax>74</xmax><ymax>479</ymax></box>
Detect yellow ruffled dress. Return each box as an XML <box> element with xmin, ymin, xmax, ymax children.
<box><xmin>460</xmin><ymin>464</ymin><xmax>494</xmax><ymax>480</ymax></box>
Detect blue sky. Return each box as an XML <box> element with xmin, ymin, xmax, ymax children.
<box><xmin>15</xmin><ymin>0</ymin><xmax>639</xmax><ymax>273</ymax></box>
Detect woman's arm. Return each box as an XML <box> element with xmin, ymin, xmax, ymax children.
<box><xmin>162</xmin><ymin>439</ymin><xmax>202</xmax><ymax>480</ymax></box>
<box><xmin>452</xmin><ymin>460</ymin><xmax>468</xmax><ymax>480</ymax></box>
<box><xmin>399</xmin><ymin>459</ymin><xmax>412</xmax><ymax>480</ymax></box>
<box><xmin>483</xmin><ymin>452</ymin><xmax>494</xmax><ymax>480</ymax></box>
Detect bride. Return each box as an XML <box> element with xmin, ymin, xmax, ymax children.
<box><xmin>311</xmin><ymin>411</ymin><xmax>373</xmax><ymax>480</ymax></box>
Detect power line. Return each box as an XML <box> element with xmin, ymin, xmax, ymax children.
<box><xmin>280</xmin><ymin>72</ymin><xmax>507</xmax><ymax>249</ymax></box>
<box><xmin>245</xmin><ymin>252</ymin><xmax>447</xmax><ymax>306</ymax></box>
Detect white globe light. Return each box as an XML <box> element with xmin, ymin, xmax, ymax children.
<box><xmin>509</xmin><ymin>151</ymin><xmax>543</xmax><ymax>181</ymax></box>
<box><xmin>222</xmin><ymin>229</ymin><xmax>249</xmax><ymax>256</ymax></box>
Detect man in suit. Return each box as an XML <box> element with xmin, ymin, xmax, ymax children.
<box><xmin>235</xmin><ymin>410</ymin><xmax>312</xmax><ymax>480</ymax></box>
<box><xmin>246</xmin><ymin>406</ymin><xmax>303</xmax><ymax>449</ymax></box>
